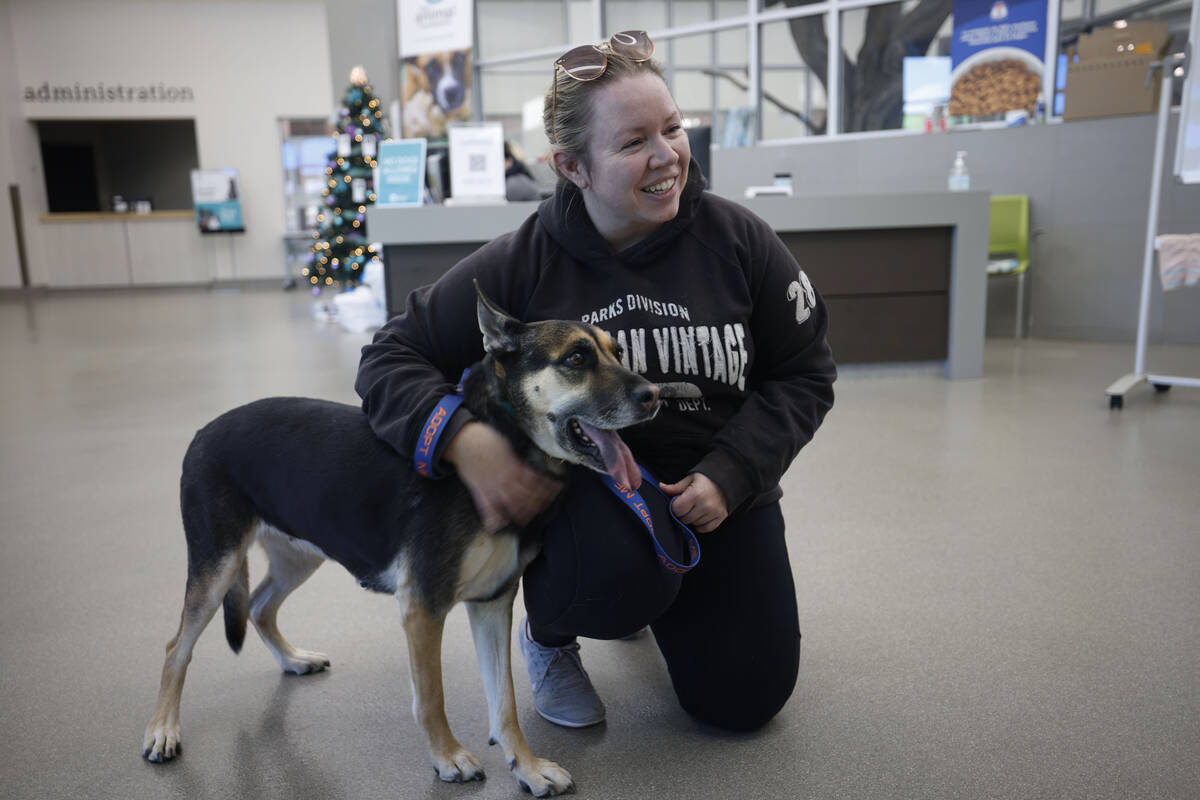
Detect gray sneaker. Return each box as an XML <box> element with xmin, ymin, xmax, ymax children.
<box><xmin>518</xmin><ymin>619</ymin><xmax>606</xmax><ymax>728</ymax></box>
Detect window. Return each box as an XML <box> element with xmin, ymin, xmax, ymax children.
<box><xmin>665</xmin><ymin>29</ymin><xmax>750</xmax><ymax>150</ymax></box>
<box><xmin>473</xmin><ymin>0</ymin><xmax>1191</xmax><ymax>145</ymax></box>
<box><xmin>840</xmin><ymin>2</ymin><xmax>952</xmax><ymax>133</ymax></box>
<box><xmin>480</xmin><ymin>55</ymin><xmax>554</xmax><ymax>165</ymax></box>
<box><xmin>477</xmin><ymin>0</ymin><xmax>577</xmax><ymax>61</ymax></box>
<box><xmin>1056</xmin><ymin>0</ymin><xmax>1193</xmax><ymax>110</ymax></box>
<box><xmin>606</xmin><ymin>0</ymin><xmax>668</xmax><ymax>33</ymax></box>
<box><xmin>761</xmin><ymin>18</ymin><xmax>827</xmax><ymax>139</ymax></box>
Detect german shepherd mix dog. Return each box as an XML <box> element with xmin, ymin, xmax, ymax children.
<box><xmin>142</xmin><ymin>286</ymin><xmax>660</xmax><ymax>797</ymax></box>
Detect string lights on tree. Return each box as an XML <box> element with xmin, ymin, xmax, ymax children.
<box><xmin>304</xmin><ymin>65</ymin><xmax>386</xmax><ymax>292</ymax></box>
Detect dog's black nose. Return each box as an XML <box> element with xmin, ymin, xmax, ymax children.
<box><xmin>635</xmin><ymin>384</ymin><xmax>660</xmax><ymax>410</ymax></box>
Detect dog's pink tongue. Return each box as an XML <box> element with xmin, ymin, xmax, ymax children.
<box><xmin>579</xmin><ymin>421</ymin><xmax>640</xmax><ymax>490</ymax></box>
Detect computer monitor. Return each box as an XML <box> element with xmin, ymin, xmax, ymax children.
<box><xmin>686</xmin><ymin>126</ymin><xmax>712</xmax><ymax>189</ymax></box>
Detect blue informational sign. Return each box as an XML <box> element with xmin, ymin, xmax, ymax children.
<box><xmin>190</xmin><ymin>168</ymin><xmax>245</xmax><ymax>234</ymax></box>
<box><xmin>375</xmin><ymin>139</ymin><xmax>428</xmax><ymax>207</ymax></box>
<box><xmin>950</xmin><ymin>0</ymin><xmax>1048</xmax><ymax>119</ymax></box>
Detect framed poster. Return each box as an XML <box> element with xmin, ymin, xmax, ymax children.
<box><xmin>190</xmin><ymin>168</ymin><xmax>245</xmax><ymax>233</ymax></box>
<box><xmin>375</xmin><ymin>138</ymin><xmax>428</xmax><ymax>206</ymax></box>
<box><xmin>401</xmin><ymin>49</ymin><xmax>473</xmax><ymax>139</ymax></box>
<box><xmin>950</xmin><ymin>0</ymin><xmax>1048</xmax><ymax>122</ymax></box>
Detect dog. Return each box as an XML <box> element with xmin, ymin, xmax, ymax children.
<box><xmin>402</xmin><ymin>49</ymin><xmax>472</xmax><ymax>139</ymax></box>
<box><xmin>141</xmin><ymin>285</ymin><xmax>660</xmax><ymax>797</ymax></box>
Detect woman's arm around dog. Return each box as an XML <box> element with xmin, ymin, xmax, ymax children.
<box><xmin>355</xmin><ymin>225</ymin><xmax>562</xmax><ymax>529</ymax></box>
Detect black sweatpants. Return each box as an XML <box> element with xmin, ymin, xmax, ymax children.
<box><xmin>523</xmin><ymin>486</ymin><xmax>801</xmax><ymax>733</ymax></box>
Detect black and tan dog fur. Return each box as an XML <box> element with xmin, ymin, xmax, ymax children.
<box><xmin>142</xmin><ymin>286</ymin><xmax>660</xmax><ymax>796</ymax></box>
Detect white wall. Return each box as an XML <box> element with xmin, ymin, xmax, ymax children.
<box><xmin>323</xmin><ymin>0</ymin><xmax>401</xmax><ymax>128</ymax></box>
<box><xmin>5</xmin><ymin>0</ymin><xmax>335</xmax><ymax>284</ymax></box>
<box><xmin>0</xmin><ymin>1</ymin><xmax>26</xmax><ymax>288</ymax></box>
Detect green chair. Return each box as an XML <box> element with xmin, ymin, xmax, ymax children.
<box><xmin>988</xmin><ymin>194</ymin><xmax>1030</xmax><ymax>338</ymax></box>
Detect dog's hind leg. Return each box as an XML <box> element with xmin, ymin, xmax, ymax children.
<box><xmin>466</xmin><ymin>588</ymin><xmax>574</xmax><ymax>797</ymax></box>
<box><xmin>142</xmin><ymin>549</ymin><xmax>248</xmax><ymax>762</ymax></box>
<box><xmin>400</xmin><ymin>596</ymin><xmax>485</xmax><ymax>783</ymax></box>
<box><xmin>250</xmin><ymin>527</ymin><xmax>330</xmax><ymax>675</ymax></box>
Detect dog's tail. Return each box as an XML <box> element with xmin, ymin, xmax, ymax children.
<box><xmin>222</xmin><ymin>556</ymin><xmax>250</xmax><ymax>653</ymax></box>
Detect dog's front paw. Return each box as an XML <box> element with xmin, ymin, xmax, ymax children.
<box><xmin>511</xmin><ymin>757</ymin><xmax>573</xmax><ymax>797</ymax></box>
<box><xmin>142</xmin><ymin>721</ymin><xmax>182</xmax><ymax>763</ymax></box>
<box><xmin>433</xmin><ymin>747</ymin><xmax>485</xmax><ymax>783</ymax></box>
<box><xmin>279</xmin><ymin>648</ymin><xmax>331</xmax><ymax>675</ymax></box>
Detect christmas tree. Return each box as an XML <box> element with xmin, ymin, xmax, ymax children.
<box><xmin>305</xmin><ymin>66</ymin><xmax>386</xmax><ymax>291</ymax></box>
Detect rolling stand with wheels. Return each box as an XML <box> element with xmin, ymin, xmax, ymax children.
<box><xmin>1105</xmin><ymin>49</ymin><xmax>1200</xmax><ymax>410</ymax></box>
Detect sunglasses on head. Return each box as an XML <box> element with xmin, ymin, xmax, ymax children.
<box><xmin>555</xmin><ymin>30</ymin><xmax>654</xmax><ymax>81</ymax></box>
<box><xmin>550</xmin><ymin>30</ymin><xmax>655</xmax><ymax>144</ymax></box>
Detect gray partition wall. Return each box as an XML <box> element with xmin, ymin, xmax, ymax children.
<box><xmin>713</xmin><ymin>113</ymin><xmax>1200</xmax><ymax>345</ymax></box>
<box><xmin>368</xmin><ymin>191</ymin><xmax>989</xmax><ymax>378</ymax></box>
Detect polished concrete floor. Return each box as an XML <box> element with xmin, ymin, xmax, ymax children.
<box><xmin>1</xmin><ymin>287</ymin><xmax>1198</xmax><ymax>800</ymax></box>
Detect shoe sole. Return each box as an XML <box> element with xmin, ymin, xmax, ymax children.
<box><xmin>534</xmin><ymin>707</ymin><xmax>606</xmax><ymax>728</ymax></box>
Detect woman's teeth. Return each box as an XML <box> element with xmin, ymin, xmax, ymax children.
<box><xmin>643</xmin><ymin>178</ymin><xmax>675</xmax><ymax>195</ymax></box>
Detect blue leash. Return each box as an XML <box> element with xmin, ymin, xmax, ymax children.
<box><xmin>597</xmin><ymin>465</ymin><xmax>701</xmax><ymax>574</ymax></box>
<box><xmin>415</xmin><ymin>370</ymin><xmax>701</xmax><ymax>574</ymax></box>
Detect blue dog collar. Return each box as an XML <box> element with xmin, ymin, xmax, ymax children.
<box><xmin>414</xmin><ymin>370</ymin><xmax>469</xmax><ymax>479</ymax></box>
<box><xmin>414</xmin><ymin>394</ymin><xmax>462</xmax><ymax>478</ymax></box>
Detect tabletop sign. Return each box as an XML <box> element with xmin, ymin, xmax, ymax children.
<box><xmin>375</xmin><ymin>138</ymin><xmax>428</xmax><ymax>207</ymax></box>
<box><xmin>447</xmin><ymin>122</ymin><xmax>505</xmax><ymax>203</ymax></box>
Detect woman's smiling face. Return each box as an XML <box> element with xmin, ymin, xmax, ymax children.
<box><xmin>573</xmin><ymin>72</ymin><xmax>690</xmax><ymax>251</ymax></box>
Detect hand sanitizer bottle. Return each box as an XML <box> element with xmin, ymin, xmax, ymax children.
<box><xmin>948</xmin><ymin>151</ymin><xmax>970</xmax><ymax>191</ymax></box>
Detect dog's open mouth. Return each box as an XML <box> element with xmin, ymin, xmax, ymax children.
<box><xmin>569</xmin><ymin>418</ymin><xmax>640</xmax><ymax>489</ymax></box>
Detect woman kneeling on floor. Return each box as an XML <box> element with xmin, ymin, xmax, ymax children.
<box><xmin>356</xmin><ymin>29</ymin><xmax>837</xmax><ymax>733</ymax></box>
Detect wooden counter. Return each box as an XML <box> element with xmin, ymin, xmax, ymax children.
<box><xmin>39</xmin><ymin>210</ymin><xmax>195</xmax><ymax>223</ymax></box>
<box><xmin>35</xmin><ymin>211</ymin><xmax>210</xmax><ymax>286</ymax></box>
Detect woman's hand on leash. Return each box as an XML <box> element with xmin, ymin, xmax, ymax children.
<box><xmin>445</xmin><ymin>422</ymin><xmax>563</xmax><ymax>531</ymax></box>
<box><xmin>659</xmin><ymin>473</ymin><xmax>728</xmax><ymax>533</ymax></box>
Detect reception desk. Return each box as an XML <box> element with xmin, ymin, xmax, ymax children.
<box><xmin>38</xmin><ymin>211</ymin><xmax>211</xmax><ymax>286</ymax></box>
<box><xmin>367</xmin><ymin>191</ymin><xmax>989</xmax><ymax>378</ymax></box>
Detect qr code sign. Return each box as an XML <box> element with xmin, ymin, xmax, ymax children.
<box><xmin>469</xmin><ymin>154</ymin><xmax>487</xmax><ymax>172</ymax></box>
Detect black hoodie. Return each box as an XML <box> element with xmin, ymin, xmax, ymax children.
<box><xmin>356</xmin><ymin>163</ymin><xmax>836</xmax><ymax>512</ymax></box>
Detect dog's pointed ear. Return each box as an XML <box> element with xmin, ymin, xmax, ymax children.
<box><xmin>475</xmin><ymin>280</ymin><xmax>522</xmax><ymax>355</ymax></box>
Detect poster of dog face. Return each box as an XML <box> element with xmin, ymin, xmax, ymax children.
<box><xmin>403</xmin><ymin>49</ymin><xmax>472</xmax><ymax>140</ymax></box>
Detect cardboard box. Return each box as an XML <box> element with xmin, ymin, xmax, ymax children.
<box><xmin>1064</xmin><ymin>21</ymin><xmax>1170</xmax><ymax>121</ymax></box>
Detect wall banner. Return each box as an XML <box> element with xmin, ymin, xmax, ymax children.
<box><xmin>190</xmin><ymin>168</ymin><xmax>245</xmax><ymax>233</ymax></box>
<box><xmin>398</xmin><ymin>0</ymin><xmax>473</xmax><ymax>57</ymax></box>
<box><xmin>950</xmin><ymin>0</ymin><xmax>1048</xmax><ymax>121</ymax></box>
<box><xmin>398</xmin><ymin>0</ymin><xmax>474</xmax><ymax>140</ymax></box>
<box><xmin>402</xmin><ymin>49</ymin><xmax>473</xmax><ymax>139</ymax></box>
